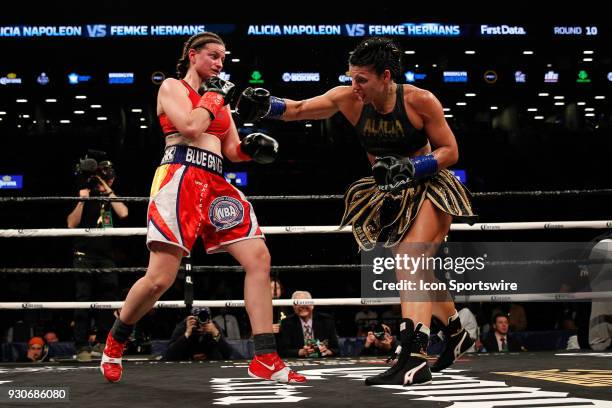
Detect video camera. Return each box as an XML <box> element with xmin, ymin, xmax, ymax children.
<box><xmin>74</xmin><ymin>150</ymin><xmax>116</xmax><ymax>190</ymax></box>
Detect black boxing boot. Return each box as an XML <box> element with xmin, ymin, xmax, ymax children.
<box><xmin>365</xmin><ymin>319</ymin><xmax>432</xmax><ymax>386</ymax></box>
<box><xmin>431</xmin><ymin>311</ymin><xmax>474</xmax><ymax>372</ymax></box>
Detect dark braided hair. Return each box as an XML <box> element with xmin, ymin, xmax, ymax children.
<box><xmin>176</xmin><ymin>32</ymin><xmax>225</xmax><ymax>78</ymax></box>
<box><xmin>348</xmin><ymin>37</ymin><xmax>402</xmax><ymax>81</ymax></box>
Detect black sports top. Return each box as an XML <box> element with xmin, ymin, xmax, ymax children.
<box><xmin>354</xmin><ymin>84</ymin><xmax>428</xmax><ymax>156</ymax></box>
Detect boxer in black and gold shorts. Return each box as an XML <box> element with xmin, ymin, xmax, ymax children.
<box><xmin>236</xmin><ymin>37</ymin><xmax>477</xmax><ymax>386</ymax></box>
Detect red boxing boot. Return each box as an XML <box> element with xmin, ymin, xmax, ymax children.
<box><xmin>248</xmin><ymin>352</ymin><xmax>306</xmax><ymax>383</ymax></box>
<box><xmin>100</xmin><ymin>332</ymin><xmax>126</xmax><ymax>383</ymax></box>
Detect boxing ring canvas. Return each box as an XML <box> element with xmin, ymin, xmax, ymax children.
<box><xmin>1</xmin><ymin>353</ymin><xmax>612</xmax><ymax>407</ymax></box>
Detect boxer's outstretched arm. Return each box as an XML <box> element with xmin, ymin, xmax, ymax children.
<box><xmin>282</xmin><ymin>86</ymin><xmax>348</xmax><ymax>121</ymax></box>
<box><xmin>236</xmin><ymin>86</ymin><xmax>352</xmax><ymax>122</ymax></box>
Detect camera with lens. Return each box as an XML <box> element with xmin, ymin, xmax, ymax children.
<box><xmin>75</xmin><ymin>150</ymin><xmax>116</xmax><ymax>191</ymax></box>
<box><xmin>193</xmin><ymin>307</ymin><xmax>211</xmax><ymax>325</ymax></box>
<box><xmin>373</xmin><ymin>324</ymin><xmax>387</xmax><ymax>340</ymax></box>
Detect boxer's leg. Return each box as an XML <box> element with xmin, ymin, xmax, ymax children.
<box><xmin>366</xmin><ymin>199</ymin><xmax>450</xmax><ymax>386</ymax></box>
<box><xmin>225</xmin><ymin>239</ymin><xmax>306</xmax><ymax>384</ymax></box>
<box><xmin>101</xmin><ymin>243</ymin><xmax>182</xmax><ymax>383</ymax></box>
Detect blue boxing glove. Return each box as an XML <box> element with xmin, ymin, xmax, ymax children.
<box><xmin>236</xmin><ymin>87</ymin><xmax>286</xmax><ymax>122</ymax></box>
<box><xmin>372</xmin><ymin>154</ymin><xmax>438</xmax><ymax>192</ymax></box>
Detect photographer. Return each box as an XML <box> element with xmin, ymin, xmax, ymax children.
<box><xmin>67</xmin><ymin>158</ymin><xmax>128</xmax><ymax>229</ymax></box>
<box><xmin>360</xmin><ymin>323</ymin><xmax>397</xmax><ymax>357</ymax></box>
<box><xmin>164</xmin><ymin>307</ymin><xmax>234</xmax><ymax>361</ymax></box>
<box><xmin>66</xmin><ymin>155</ymin><xmax>128</xmax><ymax>361</ymax></box>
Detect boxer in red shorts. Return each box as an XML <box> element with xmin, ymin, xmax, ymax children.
<box><xmin>147</xmin><ymin>143</ymin><xmax>262</xmax><ymax>254</ymax></box>
<box><xmin>101</xmin><ymin>32</ymin><xmax>305</xmax><ymax>385</ymax></box>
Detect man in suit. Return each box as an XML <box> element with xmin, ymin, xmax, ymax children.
<box><xmin>278</xmin><ymin>291</ymin><xmax>340</xmax><ymax>358</ymax></box>
<box><xmin>482</xmin><ymin>313</ymin><xmax>525</xmax><ymax>352</ymax></box>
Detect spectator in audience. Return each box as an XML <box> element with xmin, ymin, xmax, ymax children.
<box><xmin>271</xmin><ymin>277</ymin><xmax>283</xmax><ymax>300</ymax></box>
<box><xmin>380</xmin><ymin>304</ymin><xmax>401</xmax><ymax>328</ymax></box>
<box><xmin>555</xmin><ymin>299</ymin><xmax>582</xmax><ymax>349</ymax></box>
<box><xmin>164</xmin><ymin>307</ymin><xmax>234</xmax><ymax>361</ymax></box>
<box><xmin>271</xmin><ymin>277</ymin><xmax>291</xmax><ymax>334</ymax></box>
<box><xmin>508</xmin><ymin>303</ymin><xmax>527</xmax><ymax>332</ymax></box>
<box><xmin>213</xmin><ymin>308</ymin><xmax>241</xmax><ymax>340</ymax></box>
<box><xmin>44</xmin><ymin>331</ymin><xmax>59</xmax><ymax>344</ymax></box>
<box><xmin>278</xmin><ymin>291</ymin><xmax>339</xmax><ymax>358</ymax></box>
<box><xmin>17</xmin><ymin>337</ymin><xmax>49</xmax><ymax>363</ymax></box>
<box><xmin>458</xmin><ymin>305</ymin><xmax>480</xmax><ymax>352</ymax></box>
<box><xmin>588</xmin><ymin>237</ymin><xmax>612</xmax><ymax>351</ymax></box>
<box><xmin>430</xmin><ymin>305</ymin><xmax>480</xmax><ymax>353</ymax></box>
<box><xmin>355</xmin><ymin>306</ymin><xmax>378</xmax><ymax>336</ymax></box>
<box><xmin>481</xmin><ymin>305</ymin><xmax>505</xmax><ymax>335</ymax></box>
<box><xmin>481</xmin><ymin>313</ymin><xmax>526</xmax><ymax>352</ymax></box>
<box><xmin>360</xmin><ymin>323</ymin><xmax>397</xmax><ymax>357</ymax></box>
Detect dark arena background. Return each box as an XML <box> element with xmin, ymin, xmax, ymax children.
<box><xmin>0</xmin><ymin>3</ymin><xmax>611</xmax><ymax>407</ymax></box>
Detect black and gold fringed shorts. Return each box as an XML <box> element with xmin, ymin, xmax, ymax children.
<box><xmin>339</xmin><ymin>169</ymin><xmax>478</xmax><ymax>251</ymax></box>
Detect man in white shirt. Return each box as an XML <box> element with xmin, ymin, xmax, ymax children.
<box><xmin>458</xmin><ymin>307</ymin><xmax>479</xmax><ymax>352</ymax></box>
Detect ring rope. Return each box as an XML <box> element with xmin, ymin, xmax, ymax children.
<box><xmin>1</xmin><ymin>188</ymin><xmax>612</xmax><ymax>204</ymax></box>
<box><xmin>0</xmin><ymin>265</ymin><xmax>362</xmax><ymax>274</ymax></box>
<box><xmin>2</xmin><ymin>291</ymin><xmax>611</xmax><ymax>309</ymax></box>
<box><xmin>1</xmin><ymin>220</ymin><xmax>611</xmax><ymax>238</ymax></box>
<box><xmin>2</xmin><ymin>258</ymin><xmax>610</xmax><ymax>274</ymax></box>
